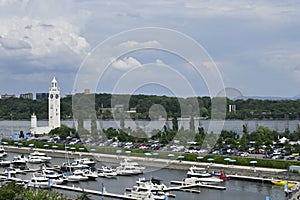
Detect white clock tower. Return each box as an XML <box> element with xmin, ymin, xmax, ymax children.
<box><xmin>48</xmin><ymin>77</ymin><xmax>61</xmax><ymax>129</ymax></box>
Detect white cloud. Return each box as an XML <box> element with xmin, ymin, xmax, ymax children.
<box><xmin>111</xmin><ymin>57</ymin><xmax>142</xmax><ymax>70</ymax></box>
<box><xmin>0</xmin><ymin>16</ymin><xmax>90</xmax><ymax>58</ymax></box>
<box><xmin>119</xmin><ymin>40</ymin><xmax>161</xmax><ymax>50</ymax></box>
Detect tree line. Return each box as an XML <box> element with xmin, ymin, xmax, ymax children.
<box><xmin>1</xmin><ymin>93</ymin><xmax>300</xmax><ymax>120</ymax></box>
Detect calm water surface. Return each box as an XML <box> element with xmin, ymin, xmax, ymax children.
<box><xmin>1</xmin><ymin>119</ymin><xmax>299</xmax><ymax>137</ymax></box>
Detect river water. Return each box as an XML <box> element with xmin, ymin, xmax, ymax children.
<box><xmin>0</xmin><ymin>119</ymin><xmax>299</xmax><ymax>137</ymax></box>
<box><xmin>2</xmin><ymin>152</ymin><xmax>285</xmax><ymax>200</ymax></box>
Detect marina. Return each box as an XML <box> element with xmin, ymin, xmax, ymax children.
<box><xmin>0</xmin><ymin>145</ymin><xmax>290</xmax><ymax>199</ymax></box>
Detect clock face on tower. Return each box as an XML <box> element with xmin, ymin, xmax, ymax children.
<box><xmin>50</xmin><ymin>94</ymin><xmax>53</xmax><ymax>99</ymax></box>
<box><xmin>55</xmin><ymin>94</ymin><xmax>59</xmax><ymax>99</ymax></box>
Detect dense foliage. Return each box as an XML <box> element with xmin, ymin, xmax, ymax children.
<box><xmin>1</xmin><ymin>94</ymin><xmax>300</xmax><ymax>120</ymax></box>
<box><xmin>0</xmin><ymin>182</ymin><xmax>68</xmax><ymax>200</ymax></box>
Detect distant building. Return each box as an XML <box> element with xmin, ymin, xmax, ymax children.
<box><xmin>31</xmin><ymin>77</ymin><xmax>61</xmax><ymax>135</ymax></box>
<box><xmin>0</xmin><ymin>94</ymin><xmax>16</xmax><ymax>99</ymax></box>
<box><xmin>36</xmin><ymin>92</ymin><xmax>49</xmax><ymax>100</ymax></box>
<box><xmin>20</xmin><ymin>93</ymin><xmax>33</xmax><ymax>99</ymax></box>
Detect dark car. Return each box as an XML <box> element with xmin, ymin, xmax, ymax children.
<box><xmin>286</xmin><ymin>156</ymin><xmax>295</xmax><ymax>160</ymax></box>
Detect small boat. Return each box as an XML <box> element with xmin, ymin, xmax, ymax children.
<box><xmin>27</xmin><ymin>173</ymin><xmax>50</xmax><ymax>189</ymax></box>
<box><xmin>187</xmin><ymin>166</ymin><xmax>211</xmax><ymax>178</ymax></box>
<box><xmin>127</xmin><ymin>177</ymin><xmax>172</xmax><ymax>200</ymax></box>
<box><xmin>41</xmin><ymin>169</ymin><xmax>65</xmax><ymax>185</ymax></box>
<box><xmin>62</xmin><ymin>171</ymin><xmax>83</xmax><ymax>182</ymax></box>
<box><xmin>72</xmin><ymin>170</ymin><xmax>89</xmax><ymax>181</ymax></box>
<box><xmin>116</xmin><ymin>158</ymin><xmax>145</xmax><ymax>176</ymax></box>
<box><xmin>30</xmin><ymin>151</ymin><xmax>52</xmax><ymax>162</ymax></box>
<box><xmin>73</xmin><ymin>157</ymin><xmax>96</xmax><ymax>167</ymax></box>
<box><xmin>0</xmin><ymin>147</ymin><xmax>7</xmax><ymax>158</ymax></box>
<box><xmin>211</xmin><ymin>170</ymin><xmax>231</xmax><ymax>180</ymax></box>
<box><xmin>28</xmin><ymin>155</ymin><xmax>44</xmax><ymax>164</ymax></box>
<box><xmin>61</xmin><ymin>161</ymin><xmax>90</xmax><ymax>172</ymax></box>
<box><xmin>98</xmin><ymin>166</ymin><xmax>117</xmax><ymax>178</ymax></box>
<box><xmin>11</xmin><ymin>155</ymin><xmax>28</xmax><ymax>165</ymax></box>
<box><xmin>81</xmin><ymin>168</ymin><xmax>98</xmax><ymax>181</ymax></box>
<box><xmin>0</xmin><ymin>159</ymin><xmax>11</xmax><ymax>167</ymax></box>
<box><xmin>271</xmin><ymin>180</ymin><xmax>295</xmax><ymax>188</ymax></box>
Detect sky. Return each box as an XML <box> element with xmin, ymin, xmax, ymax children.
<box><xmin>1</xmin><ymin>0</ymin><xmax>300</xmax><ymax>98</ymax></box>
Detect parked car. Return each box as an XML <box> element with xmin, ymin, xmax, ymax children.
<box><xmin>240</xmin><ymin>152</ymin><xmax>249</xmax><ymax>157</ymax></box>
<box><xmin>286</xmin><ymin>156</ymin><xmax>295</xmax><ymax>160</ymax></box>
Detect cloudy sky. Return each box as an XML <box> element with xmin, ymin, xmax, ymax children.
<box><xmin>1</xmin><ymin>0</ymin><xmax>300</xmax><ymax>98</ymax></box>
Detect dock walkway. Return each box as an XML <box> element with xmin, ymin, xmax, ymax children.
<box><xmin>51</xmin><ymin>184</ymin><xmax>137</xmax><ymax>200</ymax></box>
<box><xmin>169</xmin><ymin>180</ymin><xmax>226</xmax><ymax>190</ymax></box>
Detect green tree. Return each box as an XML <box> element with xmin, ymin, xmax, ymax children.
<box><xmin>172</xmin><ymin>116</ymin><xmax>178</xmax><ymax>131</ymax></box>
<box><xmin>49</xmin><ymin>125</ymin><xmax>77</xmax><ymax>140</ymax></box>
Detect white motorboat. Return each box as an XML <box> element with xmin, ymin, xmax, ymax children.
<box><xmin>41</xmin><ymin>169</ymin><xmax>62</xmax><ymax>179</ymax></box>
<box><xmin>62</xmin><ymin>172</ymin><xmax>83</xmax><ymax>182</ymax></box>
<box><xmin>30</xmin><ymin>151</ymin><xmax>52</xmax><ymax>162</ymax></box>
<box><xmin>187</xmin><ymin>166</ymin><xmax>211</xmax><ymax>178</ymax></box>
<box><xmin>28</xmin><ymin>155</ymin><xmax>44</xmax><ymax>164</ymax></box>
<box><xmin>11</xmin><ymin>155</ymin><xmax>28</xmax><ymax>165</ymax></box>
<box><xmin>73</xmin><ymin>157</ymin><xmax>96</xmax><ymax>167</ymax></box>
<box><xmin>81</xmin><ymin>168</ymin><xmax>98</xmax><ymax>180</ymax></box>
<box><xmin>0</xmin><ymin>147</ymin><xmax>7</xmax><ymax>158</ymax></box>
<box><xmin>98</xmin><ymin>166</ymin><xmax>117</xmax><ymax>178</ymax></box>
<box><xmin>127</xmin><ymin>177</ymin><xmax>171</xmax><ymax>200</ymax></box>
<box><xmin>41</xmin><ymin>169</ymin><xmax>65</xmax><ymax>184</ymax></box>
<box><xmin>27</xmin><ymin>173</ymin><xmax>50</xmax><ymax>189</ymax></box>
<box><xmin>61</xmin><ymin>161</ymin><xmax>90</xmax><ymax>172</ymax></box>
<box><xmin>71</xmin><ymin>170</ymin><xmax>89</xmax><ymax>181</ymax></box>
<box><xmin>0</xmin><ymin>159</ymin><xmax>11</xmax><ymax>167</ymax></box>
<box><xmin>116</xmin><ymin>158</ymin><xmax>145</xmax><ymax>176</ymax></box>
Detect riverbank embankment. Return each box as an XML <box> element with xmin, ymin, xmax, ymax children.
<box><xmin>3</xmin><ymin>145</ymin><xmax>300</xmax><ymax>182</ymax></box>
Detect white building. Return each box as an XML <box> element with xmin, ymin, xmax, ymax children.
<box><xmin>31</xmin><ymin>77</ymin><xmax>61</xmax><ymax>135</ymax></box>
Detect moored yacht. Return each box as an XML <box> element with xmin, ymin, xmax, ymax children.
<box><xmin>0</xmin><ymin>147</ymin><xmax>7</xmax><ymax>158</ymax></box>
<box><xmin>30</xmin><ymin>151</ymin><xmax>52</xmax><ymax>162</ymax></box>
<box><xmin>0</xmin><ymin>159</ymin><xmax>11</xmax><ymax>167</ymax></box>
<box><xmin>116</xmin><ymin>158</ymin><xmax>145</xmax><ymax>176</ymax></box>
<box><xmin>28</xmin><ymin>155</ymin><xmax>44</xmax><ymax>164</ymax></box>
<box><xmin>11</xmin><ymin>155</ymin><xmax>28</xmax><ymax>165</ymax></box>
<box><xmin>27</xmin><ymin>173</ymin><xmax>50</xmax><ymax>189</ymax></box>
<box><xmin>127</xmin><ymin>177</ymin><xmax>172</xmax><ymax>200</ymax></box>
<box><xmin>98</xmin><ymin>166</ymin><xmax>117</xmax><ymax>178</ymax></box>
<box><xmin>61</xmin><ymin>161</ymin><xmax>90</xmax><ymax>172</ymax></box>
<box><xmin>81</xmin><ymin>168</ymin><xmax>98</xmax><ymax>180</ymax></box>
<box><xmin>41</xmin><ymin>169</ymin><xmax>65</xmax><ymax>185</ymax></box>
<box><xmin>187</xmin><ymin>166</ymin><xmax>211</xmax><ymax>178</ymax></box>
<box><xmin>62</xmin><ymin>171</ymin><xmax>83</xmax><ymax>182</ymax></box>
<box><xmin>73</xmin><ymin>157</ymin><xmax>96</xmax><ymax>167</ymax></box>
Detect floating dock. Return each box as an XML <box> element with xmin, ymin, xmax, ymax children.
<box><xmin>52</xmin><ymin>184</ymin><xmax>137</xmax><ymax>200</ymax></box>
<box><xmin>169</xmin><ymin>181</ymin><xmax>226</xmax><ymax>190</ymax></box>
<box><xmin>228</xmin><ymin>174</ymin><xmax>273</xmax><ymax>183</ymax></box>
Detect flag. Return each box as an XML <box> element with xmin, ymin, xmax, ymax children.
<box><xmin>284</xmin><ymin>183</ymin><xmax>288</xmax><ymax>192</ymax></box>
<box><xmin>48</xmin><ymin>179</ymin><xmax>53</xmax><ymax>186</ymax></box>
